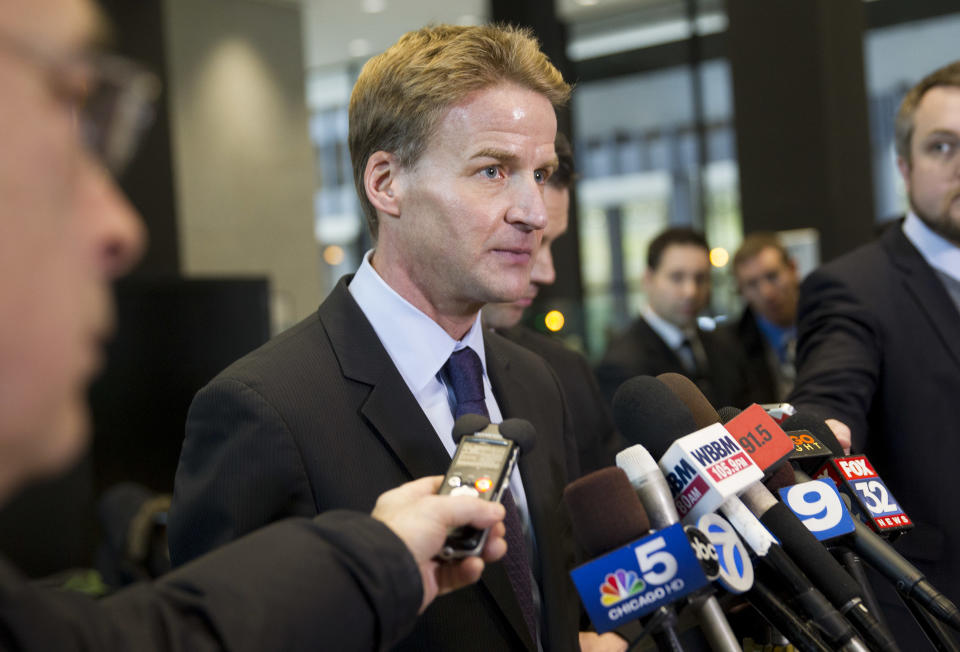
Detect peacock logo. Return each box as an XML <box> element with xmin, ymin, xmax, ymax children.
<box><xmin>599</xmin><ymin>569</ymin><xmax>644</xmax><ymax>606</ymax></box>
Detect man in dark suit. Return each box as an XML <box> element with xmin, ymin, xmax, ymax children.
<box><xmin>0</xmin><ymin>0</ymin><xmax>508</xmax><ymax>649</ymax></box>
<box><xmin>482</xmin><ymin>134</ymin><xmax>626</xmax><ymax>478</ymax></box>
<box><xmin>170</xmin><ymin>24</ymin><xmax>582</xmax><ymax>652</ymax></box>
<box><xmin>597</xmin><ymin>228</ymin><xmax>746</xmax><ymax>408</ymax></box>
<box><xmin>790</xmin><ymin>60</ymin><xmax>960</xmax><ymax>647</ymax></box>
<box><xmin>728</xmin><ymin>233</ymin><xmax>800</xmax><ymax>404</ymax></box>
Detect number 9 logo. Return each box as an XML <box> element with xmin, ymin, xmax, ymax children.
<box><xmin>784</xmin><ymin>481</ymin><xmax>844</xmax><ymax>532</ymax></box>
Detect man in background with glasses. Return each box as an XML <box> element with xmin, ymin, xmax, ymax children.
<box><xmin>0</xmin><ymin>0</ymin><xmax>506</xmax><ymax>648</ymax></box>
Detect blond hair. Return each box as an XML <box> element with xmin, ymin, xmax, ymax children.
<box><xmin>895</xmin><ymin>60</ymin><xmax>960</xmax><ymax>163</ymax></box>
<box><xmin>349</xmin><ymin>23</ymin><xmax>571</xmax><ymax>237</ymax></box>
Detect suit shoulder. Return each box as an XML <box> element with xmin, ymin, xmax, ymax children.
<box><xmin>206</xmin><ymin>310</ymin><xmax>331</xmax><ymax>390</ymax></box>
<box><xmin>805</xmin><ymin>237</ymin><xmax>890</xmax><ymax>295</ymax></box>
<box><xmin>486</xmin><ymin>329</ymin><xmax>558</xmax><ymax>379</ymax></box>
<box><xmin>500</xmin><ymin>326</ymin><xmax>590</xmax><ymax>376</ymax></box>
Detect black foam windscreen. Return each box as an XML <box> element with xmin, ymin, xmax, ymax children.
<box><xmin>499</xmin><ymin>418</ymin><xmax>536</xmax><ymax>454</ymax></box>
<box><xmin>764</xmin><ymin>463</ymin><xmax>798</xmax><ymax>494</ymax></box>
<box><xmin>612</xmin><ymin>376</ymin><xmax>699</xmax><ymax>458</ymax></box>
<box><xmin>657</xmin><ymin>373</ymin><xmax>720</xmax><ymax>428</ymax></box>
<box><xmin>780</xmin><ymin>412</ymin><xmax>844</xmax><ymax>457</ymax></box>
<box><xmin>760</xmin><ymin>502</ymin><xmax>863</xmax><ymax>603</ymax></box>
<box><xmin>717</xmin><ymin>406</ymin><xmax>742</xmax><ymax>424</ymax></box>
<box><xmin>452</xmin><ymin>414</ymin><xmax>490</xmax><ymax>443</ymax></box>
<box><xmin>563</xmin><ymin>467</ymin><xmax>651</xmax><ymax>558</ymax></box>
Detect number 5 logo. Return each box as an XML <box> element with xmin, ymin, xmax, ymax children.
<box><xmin>633</xmin><ymin>536</ymin><xmax>678</xmax><ymax>586</ymax></box>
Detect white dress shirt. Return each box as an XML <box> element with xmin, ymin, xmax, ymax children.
<box><xmin>903</xmin><ymin>211</ymin><xmax>960</xmax><ymax>283</ymax></box>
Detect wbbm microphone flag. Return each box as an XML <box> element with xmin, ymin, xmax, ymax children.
<box><xmin>570</xmin><ymin>523</ymin><xmax>708</xmax><ymax>633</ymax></box>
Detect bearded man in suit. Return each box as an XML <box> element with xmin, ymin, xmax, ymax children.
<box><xmin>790</xmin><ymin>60</ymin><xmax>960</xmax><ymax>647</ymax></box>
<box><xmin>170</xmin><ymin>24</ymin><xmax>586</xmax><ymax>652</ymax></box>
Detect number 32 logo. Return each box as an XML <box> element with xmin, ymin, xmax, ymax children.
<box><xmin>853</xmin><ymin>480</ymin><xmax>899</xmax><ymax>515</ymax></box>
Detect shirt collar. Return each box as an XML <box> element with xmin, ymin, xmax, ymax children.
<box><xmin>348</xmin><ymin>250</ymin><xmax>487</xmax><ymax>394</ymax></box>
<box><xmin>642</xmin><ymin>304</ymin><xmax>688</xmax><ymax>350</ymax></box>
<box><xmin>903</xmin><ymin>212</ymin><xmax>960</xmax><ymax>283</ymax></box>
<box><xmin>754</xmin><ymin>313</ymin><xmax>796</xmax><ymax>358</ymax></box>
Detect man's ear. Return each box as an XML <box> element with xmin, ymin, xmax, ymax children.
<box><xmin>642</xmin><ymin>267</ymin><xmax>653</xmax><ymax>291</ymax></box>
<box><xmin>896</xmin><ymin>155</ymin><xmax>912</xmax><ymax>193</ymax></box>
<box><xmin>364</xmin><ymin>151</ymin><xmax>403</xmax><ymax>219</ymax></box>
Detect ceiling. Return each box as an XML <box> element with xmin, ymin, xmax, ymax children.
<box><xmin>273</xmin><ymin>0</ymin><xmax>677</xmax><ymax>70</ymax></box>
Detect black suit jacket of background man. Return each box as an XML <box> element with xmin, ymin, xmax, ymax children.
<box><xmin>169</xmin><ymin>278</ymin><xmax>581</xmax><ymax>652</ymax></box>
<box><xmin>498</xmin><ymin>325</ymin><xmax>625</xmax><ymax>476</ymax></box>
<box><xmin>596</xmin><ymin>316</ymin><xmax>748</xmax><ymax>409</ymax></box>
<box><xmin>790</xmin><ymin>222</ymin><xmax>960</xmax><ymax>646</ymax></box>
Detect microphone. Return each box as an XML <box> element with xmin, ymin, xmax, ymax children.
<box><xmin>659</xmin><ymin>374</ymin><xmax>897</xmax><ymax>652</ymax></box>
<box><xmin>563</xmin><ymin>467</ymin><xmax>708</xmax><ymax>649</ymax></box>
<box><xmin>780</xmin><ymin>411</ymin><xmax>960</xmax><ymax>633</ymax></box>
<box><xmin>613</xmin><ymin>376</ymin><xmax>844</xmax><ymax>652</ymax></box>
<box><xmin>452</xmin><ymin>415</ymin><xmax>537</xmax><ymax>454</ymax></box>
<box><xmin>760</xmin><ymin>403</ymin><xmax>797</xmax><ymax>424</ymax></box>
<box><xmin>815</xmin><ymin>454</ymin><xmax>913</xmax><ymax>536</ymax></box>
<box><xmin>616</xmin><ymin>444</ymin><xmax>742</xmax><ymax>652</ymax></box>
<box><xmin>440</xmin><ymin>415</ymin><xmax>534</xmax><ymax>559</ymax></box>
<box><xmin>618</xmin><ymin>375</ymin><xmax>871</xmax><ymax>652</ymax></box>
<box><xmin>716</xmin><ymin>406</ymin><xmax>834</xmax><ymax>475</ymax></box>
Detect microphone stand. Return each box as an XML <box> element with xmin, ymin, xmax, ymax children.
<box><xmin>628</xmin><ymin>606</ymin><xmax>685</xmax><ymax>652</ymax></box>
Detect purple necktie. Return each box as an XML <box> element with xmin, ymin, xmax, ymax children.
<box><xmin>443</xmin><ymin>348</ymin><xmax>537</xmax><ymax>645</ymax></box>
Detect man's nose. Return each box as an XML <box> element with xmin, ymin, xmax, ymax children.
<box><xmin>530</xmin><ymin>244</ymin><xmax>556</xmax><ymax>286</ymax></box>
<box><xmin>505</xmin><ymin>174</ymin><xmax>548</xmax><ymax>232</ymax></box>
<box><xmin>83</xmin><ymin>163</ymin><xmax>147</xmax><ymax>279</ymax></box>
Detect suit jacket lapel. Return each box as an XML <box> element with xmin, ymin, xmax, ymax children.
<box><xmin>318</xmin><ymin>278</ymin><xmax>452</xmax><ymax>480</ymax></box>
<box><xmin>886</xmin><ymin>226</ymin><xmax>960</xmax><ymax>370</ymax></box>
<box><xmin>638</xmin><ymin>317</ymin><xmax>685</xmax><ymax>370</ymax></box>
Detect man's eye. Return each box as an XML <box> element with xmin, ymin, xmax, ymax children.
<box><xmin>482</xmin><ymin>166</ymin><xmax>501</xmax><ymax>179</ymax></box>
<box><xmin>929</xmin><ymin>141</ymin><xmax>956</xmax><ymax>156</ymax></box>
<box><xmin>534</xmin><ymin>169</ymin><xmax>548</xmax><ymax>184</ymax></box>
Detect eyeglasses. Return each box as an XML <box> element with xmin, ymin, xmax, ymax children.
<box><xmin>0</xmin><ymin>31</ymin><xmax>161</xmax><ymax>175</ymax></box>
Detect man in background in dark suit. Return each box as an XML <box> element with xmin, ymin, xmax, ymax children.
<box><xmin>790</xmin><ymin>60</ymin><xmax>960</xmax><ymax>647</ymax></box>
<box><xmin>597</xmin><ymin>227</ymin><xmax>746</xmax><ymax>408</ymax></box>
<box><xmin>729</xmin><ymin>233</ymin><xmax>800</xmax><ymax>404</ymax></box>
<box><xmin>482</xmin><ymin>133</ymin><xmax>625</xmax><ymax>477</ymax></box>
<box><xmin>0</xmin><ymin>0</ymin><xmax>507</xmax><ymax>648</ymax></box>
<box><xmin>171</xmin><ymin>24</ymin><xmax>586</xmax><ymax>652</ymax></box>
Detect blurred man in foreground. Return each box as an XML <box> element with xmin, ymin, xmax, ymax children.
<box><xmin>790</xmin><ymin>60</ymin><xmax>960</xmax><ymax>647</ymax></box>
<box><xmin>597</xmin><ymin>227</ymin><xmax>745</xmax><ymax>408</ymax></box>
<box><xmin>482</xmin><ymin>133</ymin><xmax>625</xmax><ymax>477</ymax></box>
<box><xmin>0</xmin><ymin>0</ymin><xmax>505</xmax><ymax>649</ymax></box>
<box><xmin>729</xmin><ymin>233</ymin><xmax>800</xmax><ymax>403</ymax></box>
